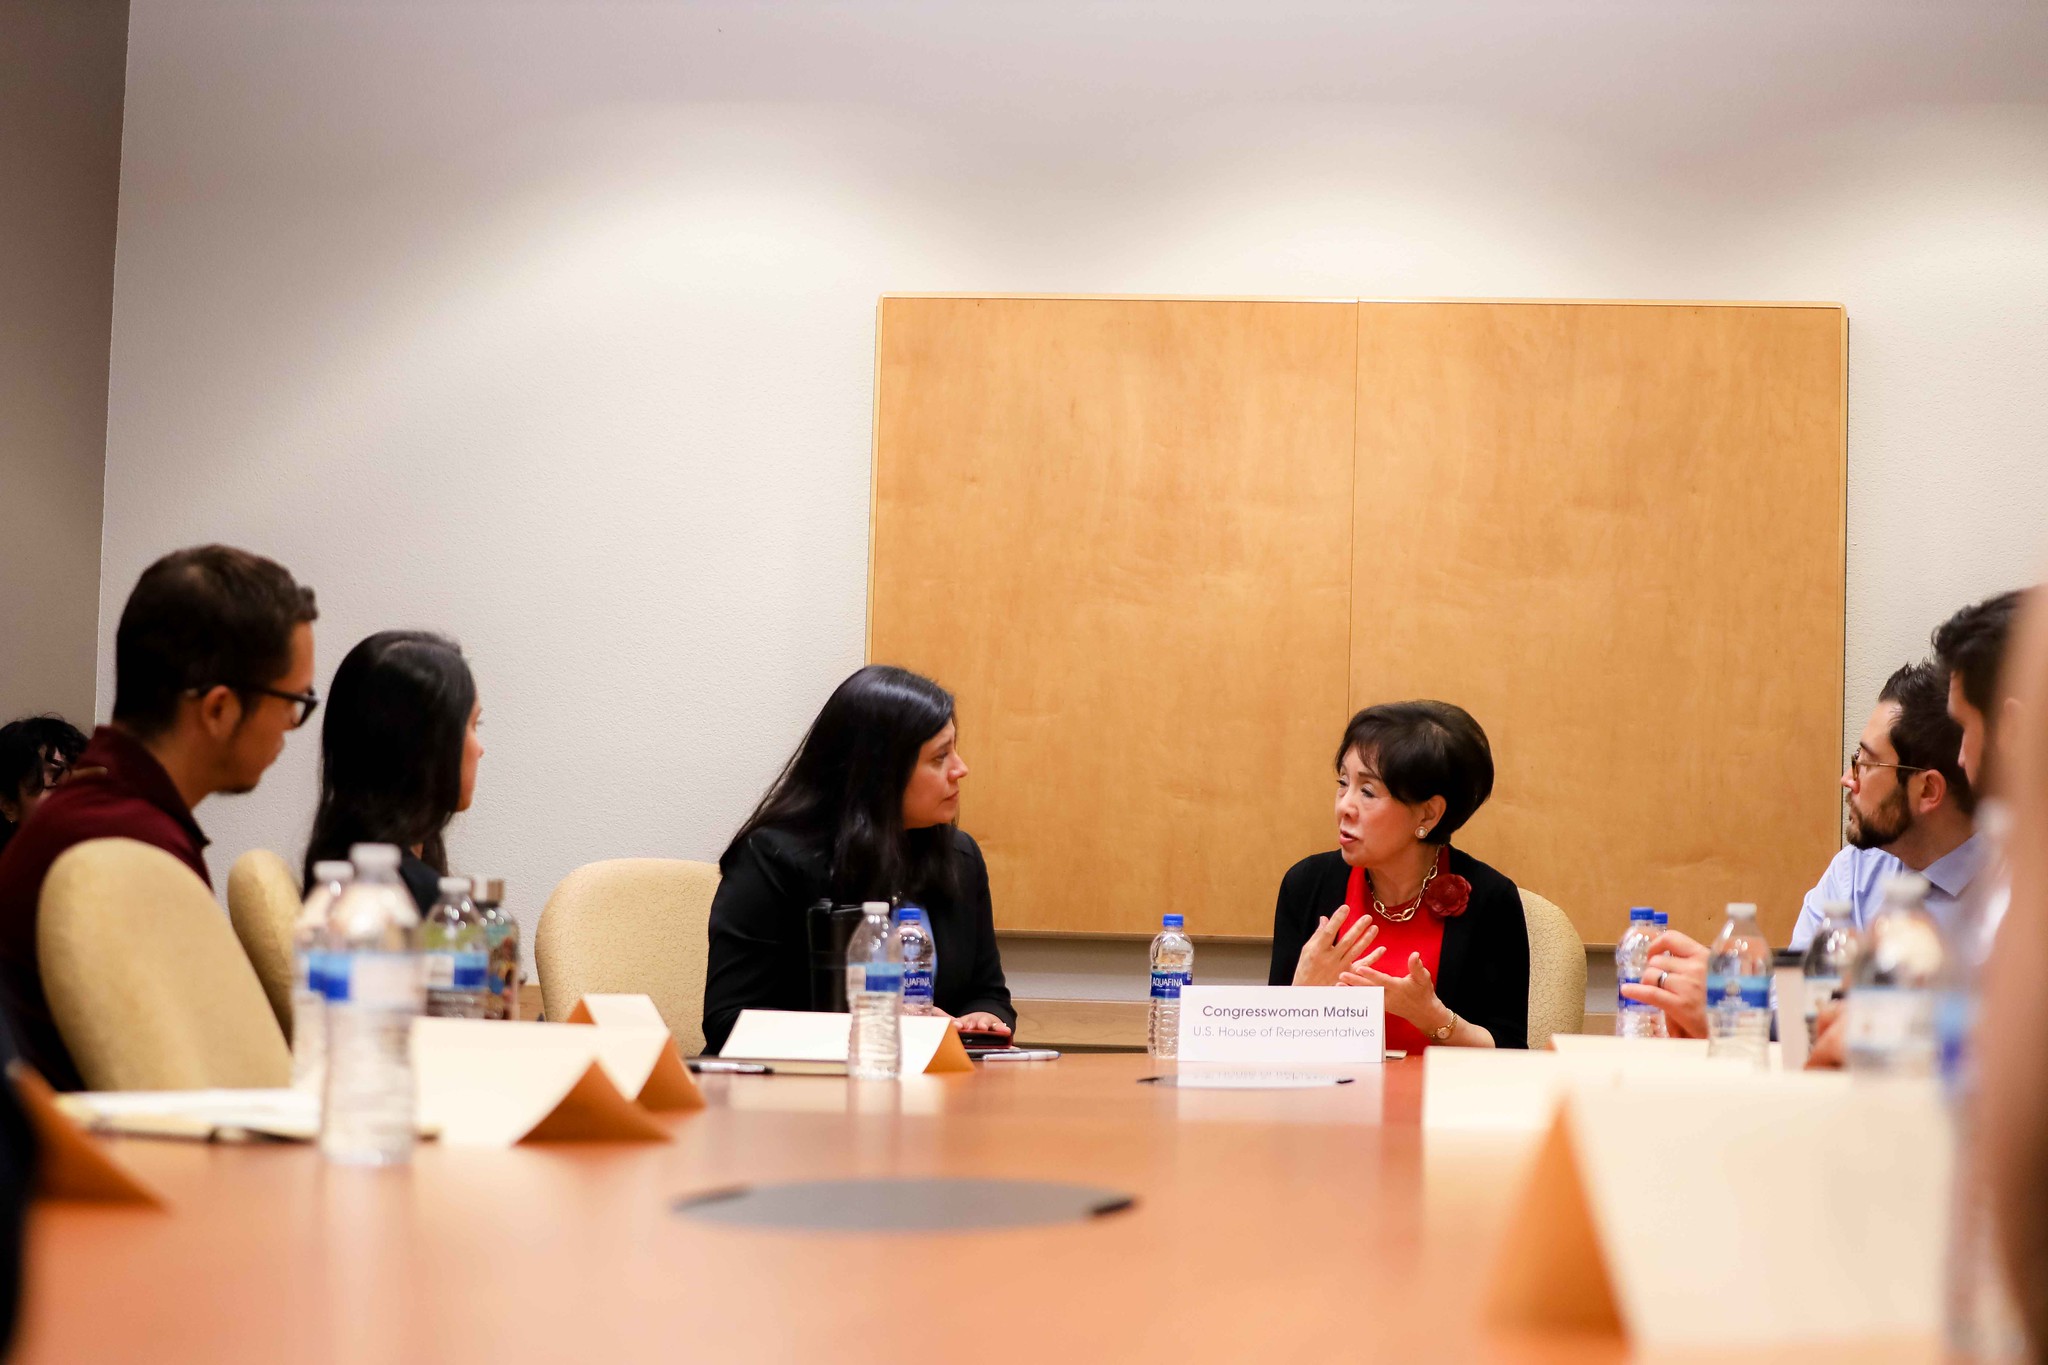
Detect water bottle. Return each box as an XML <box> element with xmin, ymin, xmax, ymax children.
<box><xmin>290</xmin><ymin>861</ymin><xmax>352</xmax><ymax>1096</ymax></box>
<box><xmin>1799</xmin><ymin>899</ymin><xmax>1862</xmax><ymax>1047</ymax></box>
<box><xmin>845</xmin><ymin>901</ymin><xmax>903</xmax><ymax>1079</ymax></box>
<box><xmin>894</xmin><ymin>905</ymin><xmax>938</xmax><ymax>1015</ymax></box>
<box><xmin>1613</xmin><ymin>907</ymin><xmax>1659</xmax><ymax>1038</ymax></box>
<box><xmin>1650</xmin><ymin>911</ymin><xmax>1671</xmax><ymax>1035</ymax></box>
<box><xmin>1705</xmin><ymin>902</ymin><xmax>1771</xmax><ymax>1067</ymax></box>
<box><xmin>420</xmin><ymin>877</ymin><xmax>489</xmax><ymax>1020</ymax></box>
<box><xmin>320</xmin><ymin>843</ymin><xmax>424</xmax><ymax>1165</ymax></box>
<box><xmin>470</xmin><ymin>876</ymin><xmax>519</xmax><ymax>1021</ymax></box>
<box><xmin>1846</xmin><ymin>873</ymin><xmax>1943</xmax><ymax>1077</ymax></box>
<box><xmin>1147</xmin><ymin>913</ymin><xmax>1194</xmax><ymax>1059</ymax></box>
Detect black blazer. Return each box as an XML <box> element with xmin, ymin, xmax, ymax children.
<box><xmin>701</xmin><ymin>825</ymin><xmax>1016</xmax><ymax>1054</ymax></box>
<box><xmin>1265</xmin><ymin>845</ymin><xmax>1530</xmax><ymax>1050</ymax></box>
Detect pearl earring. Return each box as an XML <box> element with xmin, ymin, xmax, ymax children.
<box><xmin>1416</xmin><ymin>827</ymin><xmax>1429</xmax><ymax>838</ymax></box>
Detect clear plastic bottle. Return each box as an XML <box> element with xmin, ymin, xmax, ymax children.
<box><xmin>1705</xmin><ymin>902</ymin><xmax>1771</xmax><ymax>1067</ymax></box>
<box><xmin>291</xmin><ymin>861</ymin><xmax>353</xmax><ymax>1096</ymax></box>
<box><xmin>420</xmin><ymin>876</ymin><xmax>489</xmax><ymax>1020</ymax></box>
<box><xmin>894</xmin><ymin>905</ymin><xmax>938</xmax><ymax>1015</ymax></box>
<box><xmin>1846</xmin><ymin>873</ymin><xmax>1943</xmax><ymax>1077</ymax></box>
<box><xmin>1613</xmin><ymin>907</ymin><xmax>1659</xmax><ymax>1038</ymax></box>
<box><xmin>1799</xmin><ymin>899</ymin><xmax>1862</xmax><ymax>1047</ymax></box>
<box><xmin>1650</xmin><ymin>911</ymin><xmax>1671</xmax><ymax>1036</ymax></box>
<box><xmin>1147</xmin><ymin>913</ymin><xmax>1194</xmax><ymax>1059</ymax></box>
<box><xmin>320</xmin><ymin>843</ymin><xmax>424</xmax><ymax>1166</ymax></box>
<box><xmin>845</xmin><ymin>901</ymin><xmax>903</xmax><ymax>1079</ymax></box>
<box><xmin>470</xmin><ymin>876</ymin><xmax>519</xmax><ymax>1021</ymax></box>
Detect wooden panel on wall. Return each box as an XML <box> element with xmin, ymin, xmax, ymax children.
<box><xmin>871</xmin><ymin>297</ymin><xmax>1357</xmax><ymax>937</ymax></box>
<box><xmin>1350</xmin><ymin>302</ymin><xmax>1845</xmax><ymax>946</ymax></box>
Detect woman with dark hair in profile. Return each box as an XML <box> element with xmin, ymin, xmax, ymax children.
<box><xmin>303</xmin><ymin>631</ymin><xmax>484</xmax><ymax>912</ymax></box>
<box><xmin>701</xmin><ymin>664</ymin><xmax>1015</xmax><ymax>1055</ymax></box>
<box><xmin>1269</xmin><ymin>701</ymin><xmax>1530</xmax><ymax>1051</ymax></box>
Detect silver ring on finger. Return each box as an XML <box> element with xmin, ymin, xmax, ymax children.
<box><xmin>1654</xmin><ymin>968</ymin><xmax>1667</xmax><ymax>989</ymax></box>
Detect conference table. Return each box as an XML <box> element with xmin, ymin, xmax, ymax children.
<box><xmin>12</xmin><ymin>1053</ymin><xmax>1931</xmax><ymax>1363</ymax></box>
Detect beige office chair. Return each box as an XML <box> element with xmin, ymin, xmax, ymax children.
<box><xmin>227</xmin><ymin>848</ymin><xmax>304</xmax><ymax>1039</ymax></box>
<box><xmin>40</xmin><ymin>837</ymin><xmax>291</xmax><ymax>1090</ymax></box>
<box><xmin>1520</xmin><ymin>887</ymin><xmax>1587</xmax><ymax>1049</ymax></box>
<box><xmin>536</xmin><ymin>858</ymin><xmax>720</xmax><ymax>1056</ymax></box>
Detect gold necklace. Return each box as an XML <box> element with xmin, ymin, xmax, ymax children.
<box><xmin>1369</xmin><ymin>850</ymin><xmax>1442</xmax><ymax>924</ymax></box>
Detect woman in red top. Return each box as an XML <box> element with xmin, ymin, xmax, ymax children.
<box><xmin>1267</xmin><ymin>701</ymin><xmax>1529</xmax><ymax>1051</ymax></box>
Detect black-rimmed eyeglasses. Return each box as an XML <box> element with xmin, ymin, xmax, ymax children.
<box><xmin>195</xmin><ymin>683</ymin><xmax>321</xmax><ymax>728</ymax></box>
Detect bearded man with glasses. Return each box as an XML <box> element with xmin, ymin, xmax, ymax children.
<box><xmin>1623</xmin><ymin>659</ymin><xmax>1981</xmax><ymax>1041</ymax></box>
<box><xmin>1784</xmin><ymin>660</ymin><xmax>1983</xmax><ymax>947</ymax></box>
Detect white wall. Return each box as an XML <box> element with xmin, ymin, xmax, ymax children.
<box><xmin>0</xmin><ymin>0</ymin><xmax>126</xmax><ymax>725</ymax></box>
<box><xmin>101</xmin><ymin>0</ymin><xmax>2048</xmax><ymax>990</ymax></box>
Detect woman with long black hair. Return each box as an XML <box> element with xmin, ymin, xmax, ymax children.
<box><xmin>701</xmin><ymin>664</ymin><xmax>1014</xmax><ymax>1054</ymax></box>
<box><xmin>303</xmin><ymin>631</ymin><xmax>484</xmax><ymax>911</ymax></box>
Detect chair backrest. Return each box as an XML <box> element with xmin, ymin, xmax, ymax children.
<box><xmin>1520</xmin><ymin>887</ymin><xmax>1587</xmax><ymax>1049</ymax></box>
<box><xmin>226</xmin><ymin>848</ymin><xmax>303</xmax><ymax>1038</ymax></box>
<box><xmin>536</xmin><ymin>858</ymin><xmax>720</xmax><ymax>1056</ymax></box>
<box><xmin>40</xmin><ymin>838</ymin><xmax>291</xmax><ymax>1090</ymax></box>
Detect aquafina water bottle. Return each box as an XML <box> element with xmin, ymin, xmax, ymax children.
<box><xmin>1147</xmin><ymin>913</ymin><xmax>1194</xmax><ymax>1059</ymax></box>
<box><xmin>1614</xmin><ymin>906</ymin><xmax>1658</xmax><ymax>1038</ymax></box>
<box><xmin>845</xmin><ymin>901</ymin><xmax>903</xmax><ymax>1078</ymax></box>
<box><xmin>895</xmin><ymin>905</ymin><xmax>938</xmax><ymax>1015</ymax></box>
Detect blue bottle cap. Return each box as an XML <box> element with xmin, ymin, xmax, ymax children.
<box><xmin>1652</xmin><ymin>911</ymin><xmax>1669</xmax><ymax>924</ymax></box>
<box><xmin>1628</xmin><ymin>906</ymin><xmax>1656</xmax><ymax>920</ymax></box>
<box><xmin>1162</xmin><ymin>913</ymin><xmax>1185</xmax><ymax>928</ymax></box>
<box><xmin>894</xmin><ymin>904</ymin><xmax>925</xmax><ymax>923</ymax></box>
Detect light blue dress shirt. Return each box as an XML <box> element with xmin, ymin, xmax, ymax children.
<box><xmin>1787</xmin><ymin>834</ymin><xmax>1989</xmax><ymax>951</ymax></box>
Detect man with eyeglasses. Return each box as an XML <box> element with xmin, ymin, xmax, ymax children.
<box><xmin>1626</xmin><ymin>660</ymin><xmax>1981</xmax><ymax>1039</ymax></box>
<box><xmin>0</xmin><ymin>545</ymin><xmax>317</xmax><ymax>1090</ymax></box>
<box><xmin>0</xmin><ymin>717</ymin><xmax>89</xmax><ymax>858</ymax></box>
<box><xmin>1786</xmin><ymin>659</ymin><xmax>1983</xmax><ymax>950</ymax></box>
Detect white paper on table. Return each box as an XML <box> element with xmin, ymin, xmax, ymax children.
<box><xmin>410</xmin><ymin>1017</ymin><xmax>670</xmax><ymax>1146</ymax></box>
<box><xmin>718</xmin><ymin>1010</ymin><xmax>971</xmax><ymax>1074</ymax></box>
<box><xmin>1487</xmin><ymin>1073</ymin><xmax>1948</xmax><ymax>1346</ymax></box>
<box><xmin>57</xmin><ymin>1088</ymin><xmax>320</xmax><ymax>1141</ymax></box>
<box><xmin>1549</xmin><ymin>1032</ymin><xmax>1789</xmax><ymax>1072</ymax></box>
<box><xmin>1426</xmin><ymin>1042</ymin><xmax>1831</xmax><ymax>1133</ymax></box>
<box><xmin>1422</xmin><ymin>1048</ymin><xmax>1567</xmax><ymax>1132</ymax></box>
<box><xmin>568</xmin><ymin>993</ymin><xmax>670</xmax><ymax>1030</ymax></box>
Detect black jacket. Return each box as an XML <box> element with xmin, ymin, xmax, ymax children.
<box><xmin>701</xmin><ymin>825</ymin><xmax>1016</xmax><ymax>1054</ymax></box>
<box><xmin>1265</xmin><ymin>845</ymin><xmax>1531</xmax><ymax>1049</ymax></box>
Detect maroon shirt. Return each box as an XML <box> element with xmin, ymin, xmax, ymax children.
<box><xmin>0</xmin><ymin>727</ymin><xmax>210</xmax><ymax>1090</ymax></box>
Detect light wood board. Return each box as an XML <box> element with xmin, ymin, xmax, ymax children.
<box><xmin>1351</xmin><ymin>302</ymin><xmax>1844</xmax><ymax>944</ymax></box>
<box><xmin>871</xmin><ymin>296</ymin><xmax>1358</xmax><ymax>937</ymax></box>
<box><xmin>872</xmin><ymin>297</ymin><xmax>1844</xmax><ymax>946</ymax></box>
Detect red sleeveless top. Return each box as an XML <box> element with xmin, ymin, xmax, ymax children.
<box><xmin>1335</xmin><ymin>864</ymin><xmax>1447</xmax><ymax>1054</ymax></box>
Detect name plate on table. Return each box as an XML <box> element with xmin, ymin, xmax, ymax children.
<box><xmin>1176</xmin><ymin>986</ymin><xmax>1384</xmax><ymax>1065</ymax></box>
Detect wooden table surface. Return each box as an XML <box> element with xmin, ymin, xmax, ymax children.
<box><xmin>6</xmin><ymin>1054</ymin><xmax>1923</xmax><ymax>1364</ymax></box>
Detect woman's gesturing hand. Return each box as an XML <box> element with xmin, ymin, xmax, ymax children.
<box><xmin>1339</xmin><ymin>951</ymin><xmax>1443</xmax><ymax>1027</ymax></box>
<box><xmin>1293</xmin><ymin>910</ymin><xmax>1378</xmax><ymax>987</ymax></box>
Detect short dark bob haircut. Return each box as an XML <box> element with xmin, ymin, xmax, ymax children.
<box><xmin>1335</xmin><ymin>701</ymin><xmax>1494</xmax><ymax>846</ymax></box>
